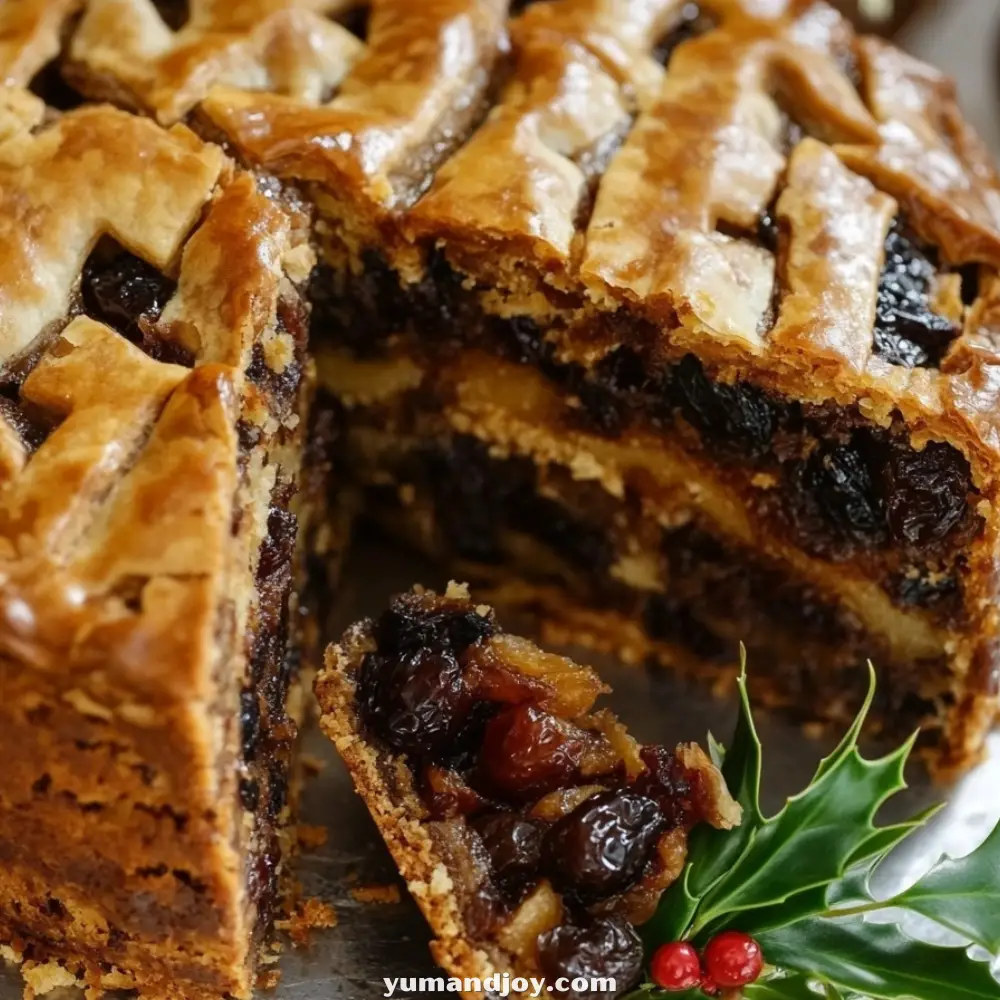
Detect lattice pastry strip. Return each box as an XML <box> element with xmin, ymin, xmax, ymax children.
<box><xmin>68</xmin><ymin>0</ymin><xmax>365</xmax><ymax>123</ymax></box>
<box><xmin>769</xmin><ymin>138</ymin><xmax>896</xmax><ymax>372</ymax></box>
<box><xmin>0</xmin><ymin>320</ymin><xmax>188</xmax><ymax>558</ymax></box>
<box><xmin>200</xmin><ymin>0</ymin><xmax>508</xmax><ymax>214</ymax></box>
<box><xmin>0</xmin><ymin>92</ymin><xmax>222</xmax><ymax>363</ymax></box>
<box><xmin>836</xmin><ymin>37</ymin><xmax>1000</xmax><ymax>268</ymax></box>
<box><xmin>0</xmin><ymin>0</ymin><xmax>81</xmax><ymax>87</ymax></box>
<box><xmin>580</xmin><ymin>6</ymin><xmax>877</xmax><ymax>343</ymax></box>
<box><xmin>408</xmin><ymin>0</ymin><xmax>683</xmax><ymax>278</ymax></box>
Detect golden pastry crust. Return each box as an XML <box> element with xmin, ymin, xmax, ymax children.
<box><xmin>0</xmin><ymin>0</ymin><xmax>81</xmax><ymax>87</ymax></box>
<box><xmin>0</xmin><ymin>92</ymin><xmax>317</xmax><ymax>999</ymax></box>
<box><xmin>59</xmin><ymin>1</ymin><xmax>1000</xmax><ymax>477</ymax></box>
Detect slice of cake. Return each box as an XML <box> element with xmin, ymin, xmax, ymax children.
<box><xmin>0</xmin><ymin>89</ymin><xmax>328</xmax><ymax>998</ymax></box>
<box><xmin>316</xmin><ymin>585</ymin><xmax>740</xmax><ymax>998</ymax></box>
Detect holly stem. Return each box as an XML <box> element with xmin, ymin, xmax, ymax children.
<box><xmin>815</xmin><ymin>897</ymin><xmax>898</xmax><ymax>919</ymax></box>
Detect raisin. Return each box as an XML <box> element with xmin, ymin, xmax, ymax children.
<box><xmin>672</xmin><ymin>355</ymin><xmax>779</xmax><ymax>457</ymax></box>
<box><xmin>357</xmin><ymin>647</ymin><xmax>472</xmax><ymax>756</ymax></box>
<box><xmin>472</xmin><ymin>813</ymin><xmax>545</xmax><ymax>901</ymax></box>
<box><xmin>268</xmin><ymin>763</ymin><xmax>288</xmax><ymax>819</ymax></box>
<box><xmin>500</xmin><ymin>316</ymin><xmax>556</xmax><ymax>369</ymax></box>
<box><xmin>477</xmin><ymin>705</ymin><xmax>590</xmax><ymax>801</ymax></box>
<box><xmin>802</xmin><ymin>441</ymin><xmax>886</xmax><ymax>543</ymax></box>
<box><xmin>883</xmin><ymin>442</ymin><xmax>971</xmax><ymax>546</ymax></box>
<box><xmin>575</xmin><ymin>379</ymin><xmax>627</xmax><ymax>436</ymax></box>
<box><xmin>543</xmin><ymin>790</ymin><xmax>665</xmax><ymax>903</ymax></box>
<box><xmin>241</xmin><ymin>690</ymin><xmax>261</xmax><ymax>761</ymax></box>
<box><xmin>82</xmin><ymin>251</ymin><xmax>175</xmax><ymax>339</ymax></box>
<box><xmin>573</xmin><ymin>348</ymin><xmax>650</xmax><ymax>437</ymax></box>
<box><xmin>372</xmin><ymin>593</ymin><xmax>496</xmax><ymax>659</ymax></box>
<box><xmin>873</xmin><ymin>224</ymin><xmax>958</xmax><ymax>368</ymax></box>
<box><xmin>632</xmin><ymin>746</ymin><xmax>693</xmax><ymax>829</ymax></box>
<box><xmin>538</xmin><ymin>916</ymin><xmax>644</xmax><ymax>1000</ymax></box>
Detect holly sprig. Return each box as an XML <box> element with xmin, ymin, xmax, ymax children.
<box><xmin>628</xmin><ymin>657</ymin><xmax>1000</xmax><ymax>999</ymax></box>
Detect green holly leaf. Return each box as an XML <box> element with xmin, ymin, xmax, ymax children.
<box><xmin>643</xmin><ymin>652</ymin><xmax>763</xmax><ymax>944</ymax></box>
<box><xmin>692</xmin><ymin>673</ymin><xmax>914</xmax><ymax>928</ymax></box>
<box><xmin>891</xmin><ymin>822</ymin><xmax>1000</xmax><ymax>954</ymax></box>
<box><xmin>744</xmin><ymin>973</ymin><xmax>840</xmax><ymax>999</ymax></box>
<box><xmin>756</xmin><ymin>917</ymin><xmax>1000</xmax><ymax>1000</ymax></box>
<box><xmin>688</xmin><ymin>651</ymin><xmax>764</xmax><ymax>896</ymax></box>
<box><xmin>715</xmin><ymin>811</ymin><xmax>941</xmax><ymax>940</ymax></box>
<box><xmin>639</xmin><ymin>660</ymin><xmax>1000</xmax><ymax>999</ymax></box>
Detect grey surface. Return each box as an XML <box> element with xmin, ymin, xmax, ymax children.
<box><xmin>5</xmin><ymin>4</ymin><xmax>1000</xmax><ymax>999</ymax></box>
<box><xmin>4</xmin><ymin>536</ymin><xmax>999</xmax><ymax>1000</ymax></box>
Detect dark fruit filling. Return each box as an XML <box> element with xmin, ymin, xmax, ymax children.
<box><xmin>802</xmin><ymin>440</ymin><xmax>885</xmax><ymax>544</ymax></box>
<box><xmin>326</xmin><ymin>225</ymin><xmax>978</xmax><ymax>566</ymax></box>
<box><xmin>543</xmin><ymin>791</ymin><xmax>664</xmax><ymax>903</ymax></box>
<box><xmin>873</xmin><ymin>222</ymin><xmax>959</xmax><ymax>368</ymax></box>
<box><xmin>883</xmin><ymin>442</ymin><xmax>971</xmax><ymax>545</ymax></box>
<box><xmin>673</xmin><ymin>355</ymin><xmax>779</xmax><ymax>458</ymax></box>
<box><xmin>653</xmin><ymin>3</ymin><xmax>716</xmax><ymax>68</ymax></box>
<box><xmin>354</xmin><ymin>594</ymin><xmax>714</xmax><ymax>997</ymax></box>
<box><xmin>152</xmin><ymin>0</ymin><xmax>190</xmax><ymax>30</ymax></box>
<box><xmin>359</xmin><ymin>645</ymin><xmax>471</xmax><ymax>755</ymax></box>
<box><xmin>537</xmin><ymin>916</ymin><xmax>645</xmax><ymax>1000</ymax></box>
<box><xmin>471</xmin><ymin>814</ymin><xmax>545</xmax><ymax>903</ymax></box>
<box><xmin>82</xmin><ymin>250</ymin><xmax>189</xmax><ymax>364</ymax></box>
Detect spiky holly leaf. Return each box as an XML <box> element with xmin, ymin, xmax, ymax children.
<box><xmin>628</xmin><ymin>662</ymin><xmax>1000</xmax><ymax>1000</ymax></box>
<box><xmin>744</xmin><ymin>974</ymin><xmax>842</xmax><ymax>999</ymax></box>
<box><xmin>643</xmin><ymin>652</ymin><xmax>762</xmax><ymax>945</ymax></box>
<box><xmin>716</xmin><ymin>805</ymin><xmax>946</xmax><ymax>939</ymax></box>
<box><xmin>756</xmin><ymin>916</ymin><xmax>1000</xmax><ymax>1000</ymax></box>
<box><xmin>691</xmin><ymin>670</ymin><xmax>915</xmax><ymax>932</ymax></box>
<box><xmin>890</xmin><ymin>822</ymin><xmax>1000</xmax><ymax>953</ymax></box>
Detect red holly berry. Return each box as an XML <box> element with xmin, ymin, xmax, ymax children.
<box><xmin>702</xmin><ymin>931</ymin><xmax>763</xmax><ymax>988</ymax></box>
<box><xmin>650</xmin><ymin>941</ymin><xmax>703</xmax><ymax>991</ymax></box>
<box><xmin>700</xmin><ymin>981</ymin><xmax>720</xmax><ymax>998</ymax></box>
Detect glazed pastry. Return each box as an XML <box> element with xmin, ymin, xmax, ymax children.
<box><xmin>0</xmin><ymin>88</ymin><xmax>333</xmax><ymax>999</ymax></box>
<box><xmin>316</xmin><ymin>585</ymin><xmax>740</xmax><ymax>1000</ymax></box>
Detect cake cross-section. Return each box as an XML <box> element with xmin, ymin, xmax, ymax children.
<box><xmin>316</xmin><ymin>585</ymin><xmax>740</xmax><ymax>1000</ymax></box>
<box><xmin>0</xmin><ymin>89</ymin><xmax>324</xmax><ymax>999</ymax></box>
<box><xmin>109</xmin><ymin>0</ymin><xmax>995</xmax><ymax>776</ymax></box>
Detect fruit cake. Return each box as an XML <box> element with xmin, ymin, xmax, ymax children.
<box><xmin>316</xmin><ymin>584</ymin><xmax>740</xmax><ymax>1000</ymax></box>
<box><xmin>0</xmin><ymin>87</ymin><xmax>329</xmax><ymax>998</ymax></box>
<box><xmin>52</xmin><ymin>0</ymin><xmax>1000</xmax><ymax>774</ymax></box>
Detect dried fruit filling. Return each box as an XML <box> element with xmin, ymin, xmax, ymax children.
<box><xmin>355</xmin><ymin>593</ymin><xmax>734</xmax><ymax>996</ymax></box>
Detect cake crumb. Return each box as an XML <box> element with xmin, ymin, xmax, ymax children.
<box><xmin>277</xmin><ymin>898</ymin><xmax>338</xmax><ymax>948</ymax></box>
<box><xmin>297</xmin><ymin>824</ymin><xmax>329</xmax><ymax>851</ymax></box>
<box><xmin>22</xmin><ymin>961</ymin><xmax>79</xmax><ymax>995</ymax></box>
<box><xmin>350</xmin><ymin>883</ymin><xmax>402</xmax><ymax>905</ymax></box>
<box><xmin>445</xmin><ymin>580</ymin><xmax>470</xmax><ymax>600</ymax></box>
<box><xmin>256</xmin><ymin>966</ymin><xmax>282</xmax><ymax>990</ymax></box>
